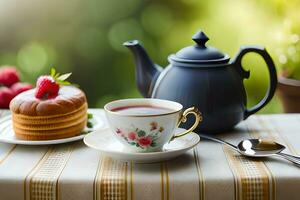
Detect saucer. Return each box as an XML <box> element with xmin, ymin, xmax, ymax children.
<box><xmin>0</xmin><ymin>110</ymin><xmax>106</xmax><ymax>145</ymax></box>
<box><xmin>84</xmin><ymin>127</ymin><xmax>200</xmax><ymax>163</ymax></box>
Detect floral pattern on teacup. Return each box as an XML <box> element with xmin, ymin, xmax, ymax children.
<box><xmin>115</xmin><ymin>122</ymin><xmax>164</xmax><ymax>149</ymax></box>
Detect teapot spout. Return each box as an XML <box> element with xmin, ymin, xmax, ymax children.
<box><xmin>124</xmin><ymin>40</ymin><xmax>162</xmax><ymax>97</ymax></box>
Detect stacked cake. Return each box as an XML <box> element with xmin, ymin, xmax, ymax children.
<box><xmin>9</xmin><ymin>69</ymin><xmax>88</xmax><ymax>140</ymax></box>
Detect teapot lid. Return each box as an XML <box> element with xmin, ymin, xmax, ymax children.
<box><xmin>169</xmin><ymin>30</ymin><xmax>230</xmax><ymax>65</ymax></box>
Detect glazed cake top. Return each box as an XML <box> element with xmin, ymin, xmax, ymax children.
<box><xmin>10</xmin><ymin>86</ymin><xmax>87</xmax><ymax>116</ymax></box>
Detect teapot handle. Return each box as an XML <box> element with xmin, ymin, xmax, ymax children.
<box><xmin>232</xmin><ymin>46</ymin><xmax>277</xmax><ymax>119</ymax></box>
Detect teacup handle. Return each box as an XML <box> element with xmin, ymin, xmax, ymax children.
<box><xmin>171</xmin><ymin>107</ymin><xmax>202</xmax><ymax>140</ymax></box>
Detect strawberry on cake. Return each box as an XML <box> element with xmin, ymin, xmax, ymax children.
<box><xmin>9</xmin><ymin>68</ymin><xmax>88</xmax><ymax>140</ymax></box>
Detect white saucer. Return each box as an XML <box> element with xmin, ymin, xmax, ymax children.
<box><xmin>0</xmin><ymin>111</ymin><xmax>106</xmax><ymax>145</ymax></box>
<box><xmin>84</xmin><ymin>128</ymin><xmax>200</xmax><ymax>163</ymax></box>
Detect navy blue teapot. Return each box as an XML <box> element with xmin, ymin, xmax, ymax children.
<box><xmin>124</xmin><ymin>30</ymin><xmax>277</xmax><ymax>133</ymax></box>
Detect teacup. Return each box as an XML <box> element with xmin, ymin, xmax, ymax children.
<box><xmin>104</xmin><ymin>98</ymin><xmax>202</xmax><ymax>153</ymax></box>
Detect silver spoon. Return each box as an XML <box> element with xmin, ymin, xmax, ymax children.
<box><xmin>199</xmin><ymin>134</ymin><xmax>300</xmax><ymax>166</ymax></box>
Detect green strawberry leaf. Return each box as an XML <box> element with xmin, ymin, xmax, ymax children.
<box><xmin>62</xmin><ymin>82</ymin><xmax>71</xmax><ymax>86</ymax></box>
<box><xmin>56</xmin><ymin>80</ymin><xmax>71</xmax><ymax>86</ymax></box>
<box><xmin>50</xmin><ymin>68</ymin><xmax>56</xmax><ymax>77</ymax></box>
<box><xmin>54</xmin><ymin>73</ymin><xmax>61</xmax><ymax>79</ymax></box>
<box><xmin>49</xmin><ymin>68</ymin><xmax>78</xmax><ymax>87</ymax></box>
<box><xmin>137</xmin><ymin>130</ymin><xmax>146</xmax><ymax>137</ymax></box>
<box><xmin>57</xmin><ymin>73</ymin><xmax>72</xmax><ymax>81</ymax></box>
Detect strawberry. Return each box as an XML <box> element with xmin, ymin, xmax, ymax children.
<box><xmin>35</xmin><ymin>76</ymin><xmax>59</xmax><ymax>99</ymax></box>
<box><xmin>11</xmin><ymin>82</ymin><xmax>33</xmax><ymax>96</ymax></box>
<box><xmin>0</xmin><ymin>67</ymin><xmax>20</xmax><ymax>87</ymax></box>
<box><xmin>34</xmin><ymin>68</ymin><xmax>72</xmax><ymax>100</ymax></box>
<box><xmin>0</xmin><ymin>87</ymin><xmax>14</xmax><ymax>108</ymax></box>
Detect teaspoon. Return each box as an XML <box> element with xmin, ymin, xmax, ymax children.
<box><xmin>199</xmin><ymin>134</ymin><xmax>300</xmax><ymax>166</ymax></box>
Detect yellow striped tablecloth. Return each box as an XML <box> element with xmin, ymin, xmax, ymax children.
<box><xmin>0</xmin><ymin>109</ymin><xmax>300</xmax><ymax>200</ymax></box>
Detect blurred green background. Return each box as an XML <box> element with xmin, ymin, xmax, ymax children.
<box><xmin>0</xmin><ymin>0</ymin><xmax>298</xmax><ymax>112</ymax></box>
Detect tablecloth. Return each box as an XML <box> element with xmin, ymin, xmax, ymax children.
<box><xmin>0</xmin><ymin>109</ymin><xmax>300</xmax><ymax>200</ymax></box>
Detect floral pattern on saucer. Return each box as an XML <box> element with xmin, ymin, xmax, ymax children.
<box><xmin>115</xmin><ymin>122</ymin><xmax>164</xmax><ymax>149</ymax></box>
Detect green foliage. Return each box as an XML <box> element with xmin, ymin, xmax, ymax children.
<box><xmin>275</xmin><ymin>33</ymin><xmax>300</xmax><ymax>80</ymax></box>
<box><xmin>0</xmin><ymin>0</ymin><xmax>298</xmax><ymax>113</ymax></box>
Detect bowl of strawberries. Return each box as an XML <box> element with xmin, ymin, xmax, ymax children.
<box><xmin>0</xmin><ymin>66</ymin><xmax>32</xmax><ymax>108</ymax></box>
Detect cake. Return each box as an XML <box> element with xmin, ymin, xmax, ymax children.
<box><xmin>9</xmin><ymin>69</ymin><xmax>88</xmax><ymax>140</ymax></box>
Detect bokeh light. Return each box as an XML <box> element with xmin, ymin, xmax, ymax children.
<box><xmin>17</xmin><ymin>43</ymin><xmax>48</xmax><ymax>75</ymax></box>
<box><xmin>0</xmin><ymin>0</ymin><xmax>300</xmax><ymax>112</ymax></box>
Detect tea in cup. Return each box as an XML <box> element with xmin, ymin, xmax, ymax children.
<box><xmin>104</xmin><ymin>98</ymin><xmax>202</xmax><ymax>152</ymax></box>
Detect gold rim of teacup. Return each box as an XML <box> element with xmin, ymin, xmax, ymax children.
<box><xmin>104</xmin><ymin>98</ymin><xmax>183</xmax><ymax>117</ymax></box>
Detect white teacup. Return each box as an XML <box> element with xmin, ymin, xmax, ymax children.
<box><xmin>104</xmin><ymin>98</ymin><xmax>202</xmax><ymax>153</ymax></box>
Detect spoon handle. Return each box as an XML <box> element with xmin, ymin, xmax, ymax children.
<box><xmin>277</xmin><ymin>152</ymin><xmax>300</xmax><ymax>166</ymax></box>
<box><xmin>198</xmin><ymin>134</ymin><xmax>237</xmax><ymax>150</ymax></box>
<box><xmin>279</xmin><ymin>152</ymin><xmax>300</xmax><ymax>160</ymax></box>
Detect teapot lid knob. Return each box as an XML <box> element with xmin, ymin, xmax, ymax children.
<box><xmin>192</xmin><ymin>31</ymin><xmax>209</xmax><ymax>47</ymax></box>
<box><xmin>168</xmin><ymin>29</ymin><xmax>230</xmax><ymax>65</ymax></box>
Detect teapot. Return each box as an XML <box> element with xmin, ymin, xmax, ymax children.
<box><xmin>124</xmin><ymin>30</ymin><xmax>277</xmax><ymax>133</ymax></box>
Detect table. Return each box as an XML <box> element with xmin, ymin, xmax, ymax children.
<box><xmin>0</xmin><ymin>109</ymin><xmax>300</xmax><ymax>200</ymax></box>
